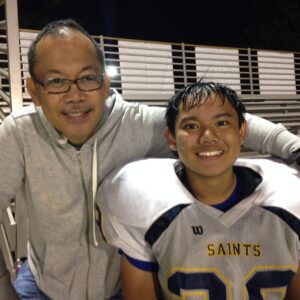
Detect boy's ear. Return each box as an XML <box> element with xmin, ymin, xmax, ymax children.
<box><xmin>26</xmin><ymin>77</ymin><xmax>41</xmax><ymax>106</ymax></box>
<box><xmin>164</xmin><ymin>127</ymin><xmax>177</xmax><ymax>151</ymax></box>
<box><xmin>239</xmin><ymin>121</ymin><xmax>248</xmax><ymax>144</ymax></box>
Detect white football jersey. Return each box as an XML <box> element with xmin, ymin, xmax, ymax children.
<box><xmin>99</xmin><ymin>158</ymin><xmax>300</xmax><ymax>299</ymax></box>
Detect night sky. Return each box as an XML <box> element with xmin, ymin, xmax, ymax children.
<box><xmin>17</xmin><ymin>0</ymin><xmax>300</xmax><ymax>52</ymax></box>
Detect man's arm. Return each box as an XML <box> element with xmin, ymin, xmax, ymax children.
<box><xmin>244</xmin><ymin>113</ymin><xmax>300</xmax><ymax>159</ymax></box>
<box><xmin>0</xmin><ymin>250</ymin><xmax>19</xmax><ymax>299</ymax></box>
<box><xmin>121</xmin><ymin>255</ymin><xmax>160</xmax><ymax>300</ymax></box>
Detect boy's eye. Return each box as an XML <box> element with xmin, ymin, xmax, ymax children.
<box><xmin>183</xmin><ymin>123</ymin><xmax>198</xmax><ymax>129</ymax></box>
<box><xmin>217</xmin><ymin>120</ymin><xmax>229</xmax><ymax>126</ymax></box>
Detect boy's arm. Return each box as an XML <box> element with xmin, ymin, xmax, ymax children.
<box><xmin>285</xmin><ymin>262</ymin><xmax>300</xmax><ymax>300</ymax></box>
<box><xmin>121</xmin><ymin>255</ymin><xmax>160</xmax><ymax>300</ymax></box>
<box><xmin>244</xmin><ymin>113</ymin><xmax>300</xmax><ymax>160</ymax></box>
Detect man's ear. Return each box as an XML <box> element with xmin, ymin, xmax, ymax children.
<box><xmin>103</xmin><ymin>72</ymin><xmax>111</xmax><ymax>99</ymax></box>
<box><xmin>26</xmin><ymin>77</ymin><xmax>41</xmax><ymax>106</ymax></box>
<box><xmin>239</xmin><ymin>121</ymin><xmax>248</xmax><ymax>144</ymax></box>
<box><xmin>164</xmin><ymin>127</ymin><xmax>177</xmax><ymax>152</ymax></box>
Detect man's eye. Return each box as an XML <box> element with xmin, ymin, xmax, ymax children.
<box><xmin>80</xmin><ymin>75</ymin><xmax>97</xmax><ymax>81</ymax></box>
<box><xmin>47</xmin><ymin>78</ymin><xmax>65</xmax><ymax>85</ymax></box>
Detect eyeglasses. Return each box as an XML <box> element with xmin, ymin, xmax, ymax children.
<box><xmin>32</xmin><ymin>74</ymin><xmax>105</xmax><ymax>94</ymax></box>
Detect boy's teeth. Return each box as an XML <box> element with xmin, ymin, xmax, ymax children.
<box><xmin>198</xmin><ymin>151</ymin><xmax>223</xmax><ymax>157</ymax></box>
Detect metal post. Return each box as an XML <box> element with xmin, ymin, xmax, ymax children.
<box><xmin>5</xmin><ymin>0</ymin><xmax>23</xmax><ymax>110</ymax></box>
<box><xmin>247</xmin><ymin>48</ymin><xmax>254</xmax><ymax>95</ymax></box>
<box><xmin>181</xmin><ymin>43</ymin><xmax>188</xmax><ymax>85</ymax></box>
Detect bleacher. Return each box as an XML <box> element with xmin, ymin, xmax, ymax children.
<box><xmin>1</xmin><ymin>24</ymin><xmax>300</xmax><ymax>132</ymax></box>
<box><xmin>0</xmin><ymin>0</ymin><xmax>299</xmax><ymax>281</ymax></box>
<box><xmin>0</xmin><ymin>3</ymin><xmax>299</xmax><ymax>132</ymax></box>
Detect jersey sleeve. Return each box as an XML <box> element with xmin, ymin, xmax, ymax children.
<box><xmin>98</xmin><ymin>161</ymin><xmax>160</xmax><ymax>265</ymax></box>
<box><xmin>100</xmin><ymin>204</ymin><xmax>155</xmax><ymax>264</ymax></box>
<box><xmin>98</xmin><ymin>158</ymin><xmax>193</xmax><ymax>269</ymax></box>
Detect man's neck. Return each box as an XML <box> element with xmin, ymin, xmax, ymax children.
<box><xmin>68</xmin><ymin>141</ymin><xmax>82</xmax><ymax>150</ymax></box>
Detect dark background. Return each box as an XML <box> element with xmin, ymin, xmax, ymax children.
<box><xmin>16</xmin><ymin>0</ymin><xmax>300</xmax><ymax>52</ymax></box>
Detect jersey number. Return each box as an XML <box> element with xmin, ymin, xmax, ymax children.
<box><xmin>168</xmin><ymin>268</ymin><xmax>295</xmax><ymax>299</ymax></box>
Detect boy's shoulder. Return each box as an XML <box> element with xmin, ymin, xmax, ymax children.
<box><xmin>99</xmin><ymin>158</ymin><xmax>193</xmax><ymax>227</ymax></box>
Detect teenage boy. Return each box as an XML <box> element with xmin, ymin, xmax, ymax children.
<box><xmin>99</xmin><ymin>80</ymin><xmax>300</xmax><ymax>299</ymax></box>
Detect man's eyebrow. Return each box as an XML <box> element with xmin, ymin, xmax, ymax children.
<box><xmin>80</xmin><ymin>65</ymin><xmax>100</xmax><ymax>73</ymax></box>
<box><xmin>43</xmin><ymin>65</ymin><xmax>100</xmax><ymax>77</ymax></box>
<box><xmin>43</xmin><ymin>69</ymin><xmax>63</xmax><ymax>76</ymax></box>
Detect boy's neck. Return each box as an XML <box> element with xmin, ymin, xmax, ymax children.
<box><xmin>186</xmin><ymin>168</ymin><xmax>237</xmax><ymax>206</ymax></box>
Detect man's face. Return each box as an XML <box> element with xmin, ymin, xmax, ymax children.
<box><xmin>166</xmin><ymin>95</ymin><xmax>247</xmax><ymax>180</ymax></box>
<box><xmin>27</xmin><ymin>29</ymin><xmax>110</xmax><ymax>145</ymax></box>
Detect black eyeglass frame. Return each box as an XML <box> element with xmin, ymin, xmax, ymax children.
<box><xmin>31</xmin><ymin>73</ymin><xmax>105</xmax><ymax>94</ymax></box>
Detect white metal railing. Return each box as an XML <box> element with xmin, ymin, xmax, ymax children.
<box><xmin>10</xmin><ymin>32</ymin><xmax>300</xmax><ymax>105</ymax></box>
<box><xmin>0</xmin><ymin>0</ymin><xmax>22</xmax><ymax>112</ymax></box>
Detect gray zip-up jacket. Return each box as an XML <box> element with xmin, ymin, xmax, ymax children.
<box><xmin>0</xmin><ymin>90</ymin><xmax>299</xmax><ymax>299</ymax></box>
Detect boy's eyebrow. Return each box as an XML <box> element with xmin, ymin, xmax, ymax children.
<box><xmin>178</xmin><ymin>116</ymin><xmax>198</xmax><ymax>123</ymax></box>
<box><xmin>213</xmin><ymin>113</ymin><xmax>233</xmax><ymax>119</ymax></box>
<box><xmin>179</xmin><ymin>112</ymin><xmax>233</xmax><ymax>123</ymax></box>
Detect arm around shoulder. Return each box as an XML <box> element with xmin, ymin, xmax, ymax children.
<box><xmin>244</xmin><ymin>113</ymin><xmax>300</xmax><ymax>159</ymax></box>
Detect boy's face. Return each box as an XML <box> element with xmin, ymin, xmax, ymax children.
<box><xmin>165</xmin><ymin>95</ymin><xmax>247</xmax><ymax>180</ymax></box>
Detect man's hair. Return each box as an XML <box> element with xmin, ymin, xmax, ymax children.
<box><xmin>28</xmin><ymin>19</ymin><xmax>105</xmax><ymax>77</ymax></box>
<box><xmin>165</xmin><ymin>79</ymin><xmax>247</xmax><ymax>136</ymax></box>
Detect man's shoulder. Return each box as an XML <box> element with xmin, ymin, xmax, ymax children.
<box><xmin>1</xmin><ymin>104</ymin><xmax>38</xmax><ymax>130</ymax></box>
<box><xmin>10</xmin><ymin>104</ymin><xmax>37</xmax><ymax>119</ymax></box>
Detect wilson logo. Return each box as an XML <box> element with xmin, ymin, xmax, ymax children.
<box><xmin>191</xmin><ymin>226</ymin><xmax>203</xmax><ymax>235</ymax></box>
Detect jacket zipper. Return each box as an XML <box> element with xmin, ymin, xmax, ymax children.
<box><xmin>76</xmin><ymin>150</ymin><xmax>90</xmax><ymax>300</ymax></box>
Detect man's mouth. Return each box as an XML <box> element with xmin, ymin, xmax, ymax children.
<box><xmin>62</xmin><ymin>109</ymin><xmax>91</xmax><ymax>121</ymax></box>
<box><xmin>65</xmin><ymin>112</ymin><xmax>87</xmax><ymax>117</ymax></box>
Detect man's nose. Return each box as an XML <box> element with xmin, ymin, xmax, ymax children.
<box><xmin>65</xmin><ymin>82</ymin><xmax>84</xmax><ymax>101</ymax></box>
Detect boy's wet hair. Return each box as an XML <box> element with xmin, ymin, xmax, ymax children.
<box><xmin>165</xmin><ymin>79</ymin><xmax>246</xmax><ymax>136</ymax></box>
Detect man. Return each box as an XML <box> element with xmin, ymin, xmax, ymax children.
<box><xmin>0</xmin><ymin>19</ymin><xmax>300</xmax><ymax>299</ymax></box>
<box><xmin>99</xmin><ymin>80</ymin><xmax>300</xmax><ymax>299</ymax></box>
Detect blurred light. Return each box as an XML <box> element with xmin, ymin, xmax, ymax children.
<box><xmin>106</xmin><ymin>66</ymin><xmax>118</xmax><ymax>77</ymax></box>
